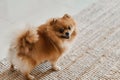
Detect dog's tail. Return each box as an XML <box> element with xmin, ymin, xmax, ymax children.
<box><xmin>17</xmin><ymin>27</ymin><xmax>39</xmax><ymax>54</ymax></box>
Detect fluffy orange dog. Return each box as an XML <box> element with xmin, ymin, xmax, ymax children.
<box><xmin>8</xmin><ymin>14</ymin><xmax>77</xmax><ymax>80</ymax></box>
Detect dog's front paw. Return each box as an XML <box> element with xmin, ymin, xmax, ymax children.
<box><xmin>52</xmin><ymin>65</ymin><xmax>61</xmax><ymax>71</ymax></box>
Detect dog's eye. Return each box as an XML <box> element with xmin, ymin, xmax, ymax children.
<box><xmin>68</xmin><ymin>26</ymin><xmax>71</xmax><ymax>30</ymax></box>
<box><xmin>59</xmin><ymin>28</ymin><xmax>64</xmax><ymax>33</ymax></box>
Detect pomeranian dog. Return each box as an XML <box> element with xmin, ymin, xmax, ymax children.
<box><xmin>8</xmin><ymin>14</ymin><xmax>77</xmax><ymax>80</ymax></box>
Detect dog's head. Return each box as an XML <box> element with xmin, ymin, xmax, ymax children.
<box><xmin>47</xmin><ymin>14</ymin><xmax>76</xmax><ymax>39</ymax></box>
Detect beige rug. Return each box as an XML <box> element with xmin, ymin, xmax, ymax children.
<box><xmin>0</xmin><ymin>0</ymin><xmax>120</xmax><ymax>80</ymax></box>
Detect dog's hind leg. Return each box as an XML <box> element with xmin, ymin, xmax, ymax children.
<box><xmin>20</xmin><ymin>60</ymin><xmax>36</xmax><ymax>80</ymax></box>
<box><xmin>10</xmin><ymin>64</ymin><xmax>15</xmax><ymax>72</ymax></box>
<box><xmin>24</xmin><ymin>72</ymin><xmax>35</xmax><ymax>80</ymax></box>
<box><xmin>21</xmin><ymin>66</ymin><xmax>35</xmax><ymax>80</ymax></box>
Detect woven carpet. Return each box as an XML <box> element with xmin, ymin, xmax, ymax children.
<box><xmin>0</xmin><ymin>0</ymin><xmax>120</xmax><ymax>80</ymax></box>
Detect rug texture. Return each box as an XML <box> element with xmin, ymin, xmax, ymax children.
<box><xmin>0</xmin><ymin>0</ymin><xmax>120</xmax><ymax>80</ymax></box>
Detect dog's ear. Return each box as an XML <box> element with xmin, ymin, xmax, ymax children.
<box><xmin>50</xmin><ymin>18</ymin><xmax>57</xmax><ymax>25</ymax></box>
<box><xmin>63</xmin><ymin>14</ymin><xmax>71</xmax><ymax>19</ymax></box>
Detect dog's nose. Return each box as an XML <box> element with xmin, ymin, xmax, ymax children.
<box><xmin>65</xmin><ymin>32</ymin><xmax>69</xmax><ymax>36</ymax></box>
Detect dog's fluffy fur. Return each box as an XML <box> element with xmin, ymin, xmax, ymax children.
<box><xmin>8</xmin><ymin>14</ymin><xmax>77</xmax><ymax>80</ymax></box>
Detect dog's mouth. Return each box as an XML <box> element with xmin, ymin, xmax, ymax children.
<box><xmin>61</xmin><ymin>35</ymin><xmax>70</xmax><ymax>39</ymax></box>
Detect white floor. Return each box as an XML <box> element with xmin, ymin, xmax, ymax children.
<box><xmin>0</xmin><ymin>0</ymin><xmax>98</xmax><ymax>60</ymax></box>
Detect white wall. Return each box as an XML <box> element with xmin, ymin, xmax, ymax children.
<box><xmin>0</xmin><ymin>0</ymin><xmax>98</xmax><ymax>60</ymax></box>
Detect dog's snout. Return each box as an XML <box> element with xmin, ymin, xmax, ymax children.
<box><xmin>65</xmin><ymin>32</ymin><xmax>69</xmax><ymax>36</ymax></box>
